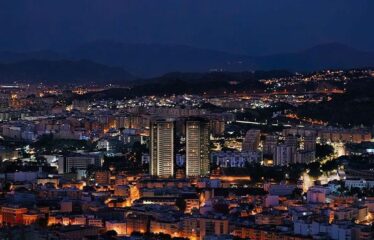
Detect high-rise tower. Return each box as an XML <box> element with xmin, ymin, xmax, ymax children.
<box><xmin>185</xmin><ymin>118</ymin><xmax>210</xmax><ymax>177</ymax></box>
<box><xmin>150</xmin><ymin>119</ymin><xmax>175</xmax><ymax>178</ymax></box>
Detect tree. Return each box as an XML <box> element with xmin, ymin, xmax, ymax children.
<box><xmin>321</xmin><ymin>159</ymin><xmax>339</xmax><ymax>173</ymax></box>
<box><xmin>316</xmin><ymin>143</ymin><xmax>334</xmax><ymax>160</ymax></box>
<box><xmin>308</xmin><ymin>162</ymin><xmax>322</xmax><ymax>178</ymax></box>
<box><xmin>291</xmin><ymin>188</ymin><xmax>303</xmax><ymax>199</ymax></box>
<box><xmin>176</xmin><ymin>198</ymin><xmax>186</xmax><ymax>212</ymax></box>
<box><xmin>104</xmin><ymin>230</ymin><xmax>117</xmax><ymax>240</ymax></box>
<box><xmin>36</xmin><ymin>218</ymin><xmax>48</xmax><ymax>228</ymax></box>
<box><xmin>86</xmin><ymin>164</ymin><xmax>100</xmax><ymax>179</ymax></box>
<box><xmin>2</xmin><ymin>182</ymin><xmax>12</xmax><ymax>192</ymax></box>
<box><xmin>286</xmin><ymin>163</ymin><xmax>306</xmax><ymax>182</ymax></box>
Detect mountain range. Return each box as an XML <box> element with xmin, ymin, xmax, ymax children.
<box><xmin>0</xmin><ymin>59</ymin><xmax>134</xmax><ymax>84</ymax></box>
<box><xmin>0</xmin><ymin>41</ymin><xmax>373</xmax><ymax>83</ymax></box>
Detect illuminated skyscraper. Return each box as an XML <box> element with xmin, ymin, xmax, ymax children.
<box><xmin>150</xmin><ymin>119</ymin><xmax>175</xmax><ymax>177</ymax></box>
<box><xmin>185</xmin><ymin>118</ymin><xmax>210</xmax><ymax>177</ymax></box>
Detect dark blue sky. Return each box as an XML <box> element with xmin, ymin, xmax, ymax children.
<box><xmin>1</xmin><ymin>0</ymin><xmax>373</xmax><ymax>55</ymax></box>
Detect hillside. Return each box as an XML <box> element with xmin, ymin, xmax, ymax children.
<box><xmin>1</xmin><ymin>42</ymin><xmax>374</xmax><ymax>78</ymax></box>
<box><xmin>0</xmin><ymin>59</ymin><xmax>134</xmax><ymax>84</ymax></box>
<box><xmin>78</xmin><ymin>70</ymin><xmax>293</xmax><ymax>100</ymax></box>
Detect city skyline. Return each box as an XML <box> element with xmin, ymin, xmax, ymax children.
<box><xmin>0</xmin><ymin>1</ymin><xmax>373</xmax><ymax>240</ymax></box>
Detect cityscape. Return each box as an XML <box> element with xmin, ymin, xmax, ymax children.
<box><xmin>0</xmin><ymin>1</ymin><xmax>373</xmax><ymax>240</ymax></box>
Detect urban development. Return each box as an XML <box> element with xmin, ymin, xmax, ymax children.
<box><xmin>0</xmin><ymin>68</ymin><xmax>373</xmax><ymax>240</ymax></box>
<box><xmin>1</xmin><ymin>2</ymin><xmax>374</xmax><ymax>240</ymax></box>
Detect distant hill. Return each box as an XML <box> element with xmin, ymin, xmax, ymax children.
<box><xmin>0</xmin><ymin>59</ymin><xmax>134</xmax><ymax>84</ymax></box>
<box><xmin>257</xmin><ymin>43</ymin><xmax>374</xmax><ymax>71</ymax></box>
<box><xmin>0</xmin><ymin>42</ymin><xmax>374</xmax><ymax>79</ymax></box>
<box><xmin>0</xmin><ymin>50</ymin><xmax>64</xmax><ymax>62</ymax></box>
<box><xmin>69</xmin><ymin>41</ymin><xmax>374</xmax><ymax>76</ymax></box>
<box><xmin>297</xmin><ymin>78</ymin><xmax>374</xmax><ymax>126</ymax></box>
<box><xmin>68</xmin><ymin>41</ymin><xmax>256</xmax><ymax>77</ymax></box>
<box><xmin>79</xmin><ymin>70</ymin><xmax>293</xmax><ymax>100</ymax></box>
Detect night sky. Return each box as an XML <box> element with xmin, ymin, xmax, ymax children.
<box><xmin>1</xmin><ymin>0</ymin><xmax>374</xmax><ymax>55</ymax></box>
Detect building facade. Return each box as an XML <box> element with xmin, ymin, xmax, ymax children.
<box><xmin>186</xmin><ymin>119</ymin><xmax>210</xmax><ymax>177</ymax></box>
<box><xmin>150</xmin><ymin>119</ymin><xmax>175</xmax><ymax>178</ymax></box>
